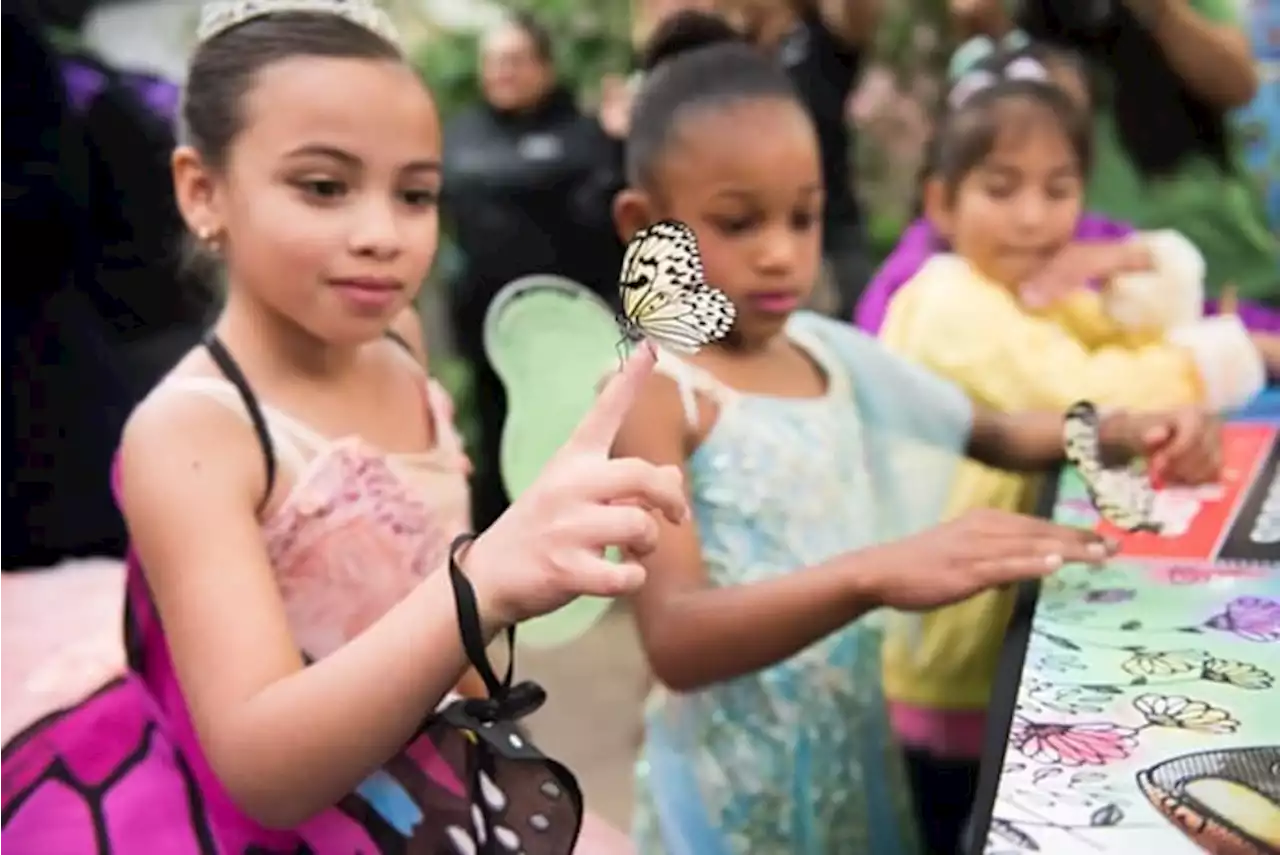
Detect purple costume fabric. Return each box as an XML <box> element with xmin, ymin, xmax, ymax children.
<box><xmin>61</xmin><ymin>62</ymin><xmax>180</xmax><ymax>126</ymax></box>
<box><xmin>0</xmin><ymin>463</ymin><xmax>586</xmax><ymax>854</ymax></box>
<box><xmin>855</xmin><ymin>216</ymin><xmax>1280</xmax><ymax>334</ymax></box>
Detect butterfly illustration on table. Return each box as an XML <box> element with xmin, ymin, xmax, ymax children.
<box><xmin>1063</xmin><ymin>400</ymin><xmax>1164</xmax><ymax>534</ymax></box>
<box><xmin>616</xmin><ymin>219</ymin><xmax>737</xmax><ymax>355</ymax></box>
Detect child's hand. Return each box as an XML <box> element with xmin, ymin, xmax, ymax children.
<box><xmin>599</xmin><ymin>74</ymin><xmax>634</xmax><ymax>139</ymax></box>
<box><xmin>1100</xmin><ymin>407</ymin><xmax>1222</xmax><ymax>486</ymax></box>
<box><xmin>1020</xmin><ymin>240</ymin><xmax>1153</xmax><ymax>309</ymax></box>
<box><xmin>463</xmin><ymin>342</ymin><xmax>690</xmax><ymax>629</ymax></box>
<box><xmin>861</xmin><ymin>509</ymin><xmax>1114</xmax><ymax>612</ymax></box>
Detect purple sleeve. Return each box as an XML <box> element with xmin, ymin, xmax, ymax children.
<box><xmin>1074</xmin><ymin>214</ymin><xmax>1134</xmax><ymax>242</ymax></box>
<box><xmin>854</xmin><ymin>218</ymin><xmax>938</xmax><ymax>334</ymax></box>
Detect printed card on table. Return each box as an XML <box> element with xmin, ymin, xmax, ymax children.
<box><xmin>1091</xmin><ymin>425</ymin><xmax>1279</xmax><ymax>565</ymax></box>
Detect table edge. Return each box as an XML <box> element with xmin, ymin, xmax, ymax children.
<box><xmin>964</xmin><ymin>466</ymin><xmax>1063</xmax><ymax>855</ymax></box>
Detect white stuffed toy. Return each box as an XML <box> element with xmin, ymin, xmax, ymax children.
<box><xmin>1103</xmin><ymin>229</ymin><xmax>1206</xmax><ymax>332</ymax></box>
<box><xmin>1103</xmin><ymin>230</ymin><xmax>1264</xmax><ymax>411</ymax></box>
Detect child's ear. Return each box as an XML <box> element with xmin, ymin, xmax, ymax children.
<box><xmin>921</xmin><ymin>176</ymin><xmax>955</xmax><ymax>241</ymax></box>
<box><xmin>613</xmin><ymin>188</ymin><xmax>653</xmax><ymax>244</ymax></box>
<box><xmin>171</xmin><ymin>145</ymin><xmax>224</xmax><ymax>238</ymax></box>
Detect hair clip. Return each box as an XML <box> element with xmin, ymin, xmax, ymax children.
<box><xmin>196</xmin><ymin>0</ymin><xmax>401</xmax><ymax>48</ymax></box>
<box><xmin>1003</xmin><ymin>29</ymin><xmax>1031</xmax><ymax>52</ymax></box>
<box><xmin>947</xmin><ymin>36</ymin><xmax>997</xmax><ymax>83</ymax></box>
<box><xmin>1004</xmin><ymin>56</ymin><xmax>1051</xmax><ymax>82</ymax></box>
<box><xmin>947</xmin><ymin>29</ymin><xmax>1034</xmax><ymax>82</ymax></box>
<box><xmin>947</xmin><ymin>69</ymin><xmax>998</xmax><ymax>109</ymax></box>
<box><xmin>947</xmin><ymin>51</ymin><xmax>1052</xmax><ymax>109</ymax></box>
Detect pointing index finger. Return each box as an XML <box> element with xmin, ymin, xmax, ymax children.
<box><xmin>567</xmin><ymin>341</ymin><xmax>658</xmax><ymax>452</ymax></box>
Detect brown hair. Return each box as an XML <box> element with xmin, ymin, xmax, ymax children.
<box><xmin>182</xmin><ymin>12</ymin><xmax>402</xmax><ymax>169</ymax></box>
<box><xmin>931</xmin><ymin>77</ymin><xmax>1092</xmax><ymax>201</ymax></box>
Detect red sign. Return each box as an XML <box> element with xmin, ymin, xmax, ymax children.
<box><xmin>1097</xmin><ymin>424</ymin><xmax>1278</xmax><ymax>562</ymax></box>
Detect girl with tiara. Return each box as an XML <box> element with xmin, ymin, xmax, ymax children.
<box><xmin>1</xmin><ymin>2</ymin><xmax>689</xmax><ymax>852</ymax></box>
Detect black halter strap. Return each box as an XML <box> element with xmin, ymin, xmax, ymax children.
<box><xmin>383</xmin><ymin>327</ymin><xmax>413</xmax><ymax>355</ymax></box>
<box><xmin>200</xmin><ymin>329</ymin><xmax>414</xmax><ymax>512</ymax></box>
<box><xmin>202</xmin><ymin>332</ymin><xmax>277</xmax><ymax>513</ymax></box>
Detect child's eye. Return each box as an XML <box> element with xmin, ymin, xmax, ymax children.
<box><xmin>1045</xmin><ymin>182</ymin><xmax>1079</xmax><ymax>201</ymax></box>
<box><xmin>298</xmin><ymin>179</ymin><xmax>347</xmax><ymax>200</ymax></box>
<box><xmin>713</xmin><ymin>215</ymin><xmax>757</xmax><ymax>235</ymax></box>
<box><xmin>790</xmin><ymin>210</ymin><xmax>818</xmax><ymax>230</ymax></box>
<box><xmin>983</xmin><ymin>182</ymin><xmax>1018</xmax><ymax>200</ymax></box>
<box><xmin>401</xmin><ymin>189</ymin><xmax>439</xmax><ymax>207</ymax></box>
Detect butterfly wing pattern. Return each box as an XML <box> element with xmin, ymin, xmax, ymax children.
<box><xmin>617</xmin><ymin>220</ymin><xmax>736</xmax><ymax>354</ymax></box>
<box><xmin>1063</xmin><ymin>400</ymin><xmax>1163</xmax><ymax>534</ymax></box>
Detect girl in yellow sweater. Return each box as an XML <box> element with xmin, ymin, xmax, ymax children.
<box><xmin>878</xmin><ymin>48</ymin><xmax>1271</xmax><ymax>854</ymax></box>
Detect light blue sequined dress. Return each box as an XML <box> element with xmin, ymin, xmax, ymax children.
<box><xmin>631</xmin><ymin>312</ymin><xmax>974</xmax><ymax>855</ymax></box>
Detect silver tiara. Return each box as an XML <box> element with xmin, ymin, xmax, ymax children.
<box><xmin>196</xmin><ymin>0</ymin><xmax>401</xmax><ymax>48</ymax></box>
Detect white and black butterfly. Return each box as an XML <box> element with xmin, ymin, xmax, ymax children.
<box><xmin>1063</xmin><ymin>400</ymin><xmax>1163</xmax><ymax>534</ymax></box>
<box><xmin>617</xmin><ymin>220</ymin><xmax>736</xmax><ymax>354</ymax></box>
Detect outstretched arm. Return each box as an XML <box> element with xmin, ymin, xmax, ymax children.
<box><xmin>969</xmin><ymin>406</ymin><xmax>1223</xmax><ymax>486</ymax></box>
<box><xmin>1128</xmin><ymin>0</ymin><xmax>1257</xmax><ymax>109</ymax></box>
<box><xmin>614</xmin><ymin>370</ymin><xmax>1110</xmax><ymax>691</ymax></box>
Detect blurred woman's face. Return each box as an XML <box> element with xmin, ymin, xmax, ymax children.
<box><xmin>480</xmin><ymin>24</ymin><xmax>554</xmax><ymax>112</ymax></box>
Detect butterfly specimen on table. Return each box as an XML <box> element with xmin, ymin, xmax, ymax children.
<box><xmin>616</xmin><ymin>220</ymin><xmax>736</xmax><ymax>355</ymax></box>
<box><xmin>1063</xmin><ymin>400</ymin><xmax>1163</xmax><ymax>534</ymax></box>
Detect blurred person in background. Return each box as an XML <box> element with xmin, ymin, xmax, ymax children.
<box><xmin>4</xmin><ymin>0</ymin><xmax>213</xmax><ymax>570</ymax></box>
<box><xmin>595</xmin><ymin>0</ymin><xmax>722</xmax><ymax>163</ymax></box>
<box><xmin>722</xmin><ymin>0</ymin><xmax>882</xmax><ymax>319</ymax></box>
<box><xmin>631</xmin><ymin>0</ymin><xmax>721</xmax><ymax>56</ymax></box>
<box><xmin>442</xmin><ymin>11</ymin><xmax>624</xmax><ymax>530</ymax></box>
<box><xmin>953</xmin><ymin>0</ymin><xmax>1279</xmax><ymax>314</ymax></box>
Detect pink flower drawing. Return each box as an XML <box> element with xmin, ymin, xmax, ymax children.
<box><xmin>1010</xmin><ymin>716</ymin><xmax>1139</xmax><ymax>766</ymax></box>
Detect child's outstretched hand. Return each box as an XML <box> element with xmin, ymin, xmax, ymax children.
<box><xmin>463</xmin><ymin>342</ymin><xmax>689</xmax><ymax>629</ymax></box>
<box><xmin>1100</xmin><ymin>407</ymin><xmax>1222</xmax><ymax>486</ymax></box>
<box><xmin>861</xmin><ymin>509</ymin><xmax>1114</xmax><ymax>612</ymax></box>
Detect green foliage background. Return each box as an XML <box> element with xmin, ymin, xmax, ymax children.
<box><xmin>409</xmin><ymin>0</ymin><xmax>954</xmax><ymax>258</ymax></box>
<box><xmin>413</xmin><ymin>0</ymin><xmax>633</xmax><ymax>122</ymax></box>
<box><xmin>402</xmin><ymin>0</ymin><xmax>955</xmax><ymax>441</ymax></box>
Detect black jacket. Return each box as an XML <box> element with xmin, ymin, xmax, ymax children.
<box><xmin>3</xmin><ymin>4</ymin><xmax>210</xmax><ymax>568</ymax></box>
<box><xmin>442</xmin><ymin>87</ymin><xmax>624</xmax><ymax>332</ymax></box>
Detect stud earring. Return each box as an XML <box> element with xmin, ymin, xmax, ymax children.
<box><xmin>196</xmin><ymin>226</ymin><xmax>223</xmax><ymax>253</ymax></box>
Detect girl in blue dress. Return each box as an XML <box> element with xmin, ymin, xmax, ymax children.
<box><xmin>610</xmin><ymin>12</ymin><xmax>1223</xmax><ymax>853</ymax></box>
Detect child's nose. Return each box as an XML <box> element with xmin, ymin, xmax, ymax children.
<box><xmin>756</xmin><ymin>228</ymin><xmax>801</xmax><ymax>272</ymax></box>
<box><xmin>1012</xmin><ymin>193</ymin><xmax>1052</xmax><ymax>230</ymax></box>
<box><xmin>348</xmin><ymin>201</ymin><xmax>405</xmax><ymax>259</ymax></box>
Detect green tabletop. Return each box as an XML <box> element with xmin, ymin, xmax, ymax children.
<box><xmin>970</xmin><ymin>423</ymin><xmax>1280</xmax><ymax>854</ymax></box>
